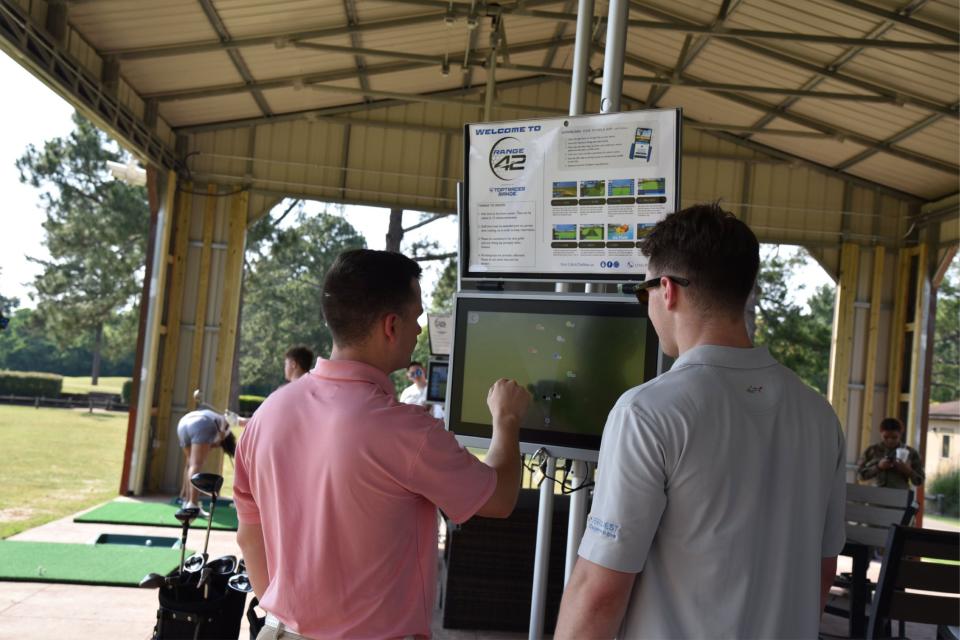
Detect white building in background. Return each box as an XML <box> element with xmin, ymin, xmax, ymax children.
<box><xmin>925</xmin><ymin>400</ymin><xmax>960</xmax><ymax>483</ymax></box>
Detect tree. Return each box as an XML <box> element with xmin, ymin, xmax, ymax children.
<box><xmin>932</xmin><ymin>258</ymin><xmax>959</xmax><ymax>402</ymax></box>
<box><xmin>754</xmin><ymin>249</ymin><xmax>835</xmax><ymax>394</ymax></box>
<box><xmin>239</xmin><ymin>208</ymin><xmax>366</xmax><ymax>396</ymax></box>
<box><xmin>16</xmin><ymin>112</ymin><xmax>148</xmax><ymax>384</ymax></box>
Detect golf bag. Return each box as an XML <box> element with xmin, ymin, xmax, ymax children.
<box><xmin>151</xmin><ymin>568</ymin><xmax>247</xmax><ymax>640</ymax></box>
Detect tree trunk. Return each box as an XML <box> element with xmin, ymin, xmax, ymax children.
<box><xmin>385</xmin><ymin>207</ymin><xmax>404</xmax><ymax>253</ymax></box>
<box><xmin>91</xmin><ymin>322</ymin><xmax>103</xmax><ymax>385</ymax></box>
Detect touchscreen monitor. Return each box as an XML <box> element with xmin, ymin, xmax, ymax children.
<box><xmin>448</xmin><ymin>293</ymin><xmax>659</xmax><ymax>459</ymax></box>
<box><xmin>427</xmin><ymin>359</ymin><xmax>449</xmax><ymax>403</ymax></box>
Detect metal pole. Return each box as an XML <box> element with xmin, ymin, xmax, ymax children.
<box><xmin>484</xmin><ymin>16</ymin><xmax>500</xmax><ymax>121</ymax></box>
<box><xmin>565</xmin><ymin>460</ymin><xmax>592</xmax><ymax>584</ymax></box>
<box><xmin>529</xmin><ymin>455</ymin><xmax>556</xmax><ymax>640</ymax></box>
<box><xmin>600</xmin><ymin>0</ymin><xmax>629</xmax><ymax>114</ymax></box>
<box><xmin>568</xmin><ymin>0</ymin><xmax>594</xmax><ymax>117</ymax></box>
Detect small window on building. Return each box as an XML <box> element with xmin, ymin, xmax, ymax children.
<box><xmin>943</xmin><ymin>435</ymin><xmax>951</xmax><ymax>459</ymax></box>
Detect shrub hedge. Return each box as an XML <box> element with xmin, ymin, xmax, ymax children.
<box><xmin>0</xmin><ymin>370</ymin><xmax>63</xmax><ymax>397</ymax></box>
<box><xmin>121</xmin><ymin>379</ymin><xmax>134</xmax><ymax>404</ymax></box>
<box><xmin>239</xmin><ymin>394</ymin><xmax>265</xmax><ymax>416</ymax></box>
<box><xmin>928</xmin><ymin>469</ymin><xmax>960</xmax><ymax>518</ymax></box>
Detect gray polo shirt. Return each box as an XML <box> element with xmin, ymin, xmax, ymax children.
<box><xmin>579</xmin><ymin>345</ymin><xmax>846</xmax><ymax>639</ymax></box>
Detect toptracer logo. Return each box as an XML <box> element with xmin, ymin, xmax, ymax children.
<box><xmin>489</xmin><ymin>136</ymin><xmax>527</xmax><ymax>181</ymax></box>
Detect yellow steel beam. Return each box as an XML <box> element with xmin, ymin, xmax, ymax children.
<box><xmin>207</xmin><ymin>190</ymin><xmax>249</xmax><ymax>473</ymax></box>
<box><xmin>185</xmin><ymin>185</ymin><xmax>218</xmax><ymax>411</ymax></box>
<box><xmin>149</xmin><ymin>184</ymin><xmax>193</xmax><ymax>491</ymax></box>
<box><xmin>828</xmin><ymin>242</ymin><xmax>859</xmax><ymax>431</ymax></box>
<box><xmin>886</xmin><ymin>249</ymin><xmax>910</xmax><ymax>418</ymax></box>
<box><xmin>859</xmin><ymin>246</ymin><xmax>885</xmax><ymax>453</ymax></box>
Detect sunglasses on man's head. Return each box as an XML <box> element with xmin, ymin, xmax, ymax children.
<box><xmin>633</xmin><ymin>275</ymin><xmax>691</xmax><ymax>304</ymax></box>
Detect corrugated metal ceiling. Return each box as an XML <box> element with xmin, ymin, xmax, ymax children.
<box><xmin>22</xmin><ymin>0</ymin><xmax>959</xmax><ymax>202</ymax></box>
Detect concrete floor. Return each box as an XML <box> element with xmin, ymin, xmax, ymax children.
<box><xmin>0</xmin><ymin>498</ymin><xmax>951</xmax><ymax>639</ymax></box>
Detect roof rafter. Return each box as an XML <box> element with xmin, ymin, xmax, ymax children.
<box><xmin>635</xmin><ymin>2</ymin><xmax>958</xmax><ymax>117</ymax></box>
<box><xmin>196</xmin><ymin>0</ymin><xmax>271</xmax><ymax>116</ymax></box>
<box><xmin>746</xmin><ymin>0</ymin><xmax>934</xmax><ymax>136</ymax></box>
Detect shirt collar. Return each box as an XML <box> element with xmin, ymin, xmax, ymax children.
<box><xmin>672</xmin><ymin>344</ymin><xmax>777</xmax><ymax>370</ymax></box>
<box><xmin>310</xmin><ymin>357</ymin><xmax>397</xmax><ymax>397</ymax></box>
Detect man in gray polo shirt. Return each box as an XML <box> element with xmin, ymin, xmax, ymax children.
<box><xmin>556</xmin><ymin>203</ymin><xmax>846</xmax><ymax>639</ymax></box>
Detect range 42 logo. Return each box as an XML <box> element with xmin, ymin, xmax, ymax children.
<box><xmin>489</xmin><ymin>136</ymin><xmax>527</xmax><ymax>180</ymax></box>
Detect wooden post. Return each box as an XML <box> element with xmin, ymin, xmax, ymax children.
<box><xmin>828</xmin><ymin>242</ymin><xmax>859</xmax><ymax>433</ymax></box>
<box><xmin>186</xmin><ymin>185</ymin><xmax>218</xmax><ymax>411</ymax></box>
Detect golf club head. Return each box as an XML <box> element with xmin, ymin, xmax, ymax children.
<box><xmin>190</xmin><ymin>472</ymin><xmax>223</xmax><ymax>497</ymax></box>
<box><xmin>183</xmin><ymin>553</ymin><xmax>207</xmax><ymax>573</ymax></box>
<box><xmin>174</xmin><ymin>506</ymin><xmax>200</xmax><ymax>525</ymax></box>
<box><xmin>138</xmin><ymin>573</ymin><xmax>167</xmax><ymax>589</ymax></box>
<box><xmin>227</xmin><ymin>573</ymin><xmax>252</xmax><ymax>593</ymax></box>
<box><xmin>198</xmin><ymin>566</ymin><xmax>213</xmax><ymax>589</ymax></box>
<box><xmin>207</xmin><ymin>555</ymin><xmax>238</xmax><ymax>576</ymax></box>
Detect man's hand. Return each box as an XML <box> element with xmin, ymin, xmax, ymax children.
<box><xmin>487</xmin><ymin>378</ymin><xmax>531</xmax><ymax>429</ymax></box>
<box><xmin>878</xmin><ymin>458</ymin><xmax>894</xmax><ymax>470</ymax></box>
<box><xmin>893</xmin><ymin>459</ymin><xmax>912</xmax><ymax>477</ymax></box>
<box><xmin>474</xmin><ymin>379</ymin><xmax>530</xmax><ymax>519</ymax></box>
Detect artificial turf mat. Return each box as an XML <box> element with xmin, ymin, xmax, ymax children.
<box><xmin>0</xmin><ymin>540</ymin><xmax>186</xmax><ymax>586</ymax></box>
<box><xmin>74</xmin><ymin>499</ymin><xmax>238</xmax><ymax>531</ymax></box>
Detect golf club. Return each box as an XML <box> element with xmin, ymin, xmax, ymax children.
<box><xmin>174</xmin><ymin>506</ymin><xmax>199</xmax><ymax>576</ymax></box>
<box><xmin>227</xmin><ymin>573</ymin><xmax>252</xmax><ymax>593</ymax></box>
<box><xmin>138</xmin><ymin>572</ymin><xmax>168</xmax><ymax>589</ymax></box>
<box><xmin>190</xmin><ymin>472</ymin><xmax>224</xmax><ymax>599</ymax></box>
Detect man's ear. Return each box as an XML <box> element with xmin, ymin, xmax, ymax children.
<box><xmin>382</xmin><ymin>312</ymin><xmax>400</xmax><ymax>343</ymax></box>
<box><xmin>660</xmin><ymin>278</ymin><xmax>680</xmax><ymax>311</ymax></box>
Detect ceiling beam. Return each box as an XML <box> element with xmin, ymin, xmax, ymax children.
<box><xmin>746</xmin><ymin>0</ymin><xmax>934</xmax><ymax>136</ymax></box>
<box><xmin>196</xmin><ymin>0</ymin><xmax>271</xmax><ymax>116</ymax></box>
<box><xmin>341</xmin><ymin>0</ymin><xmax>371</xmax><ymax>101</ymax></box>
<box><xmin>635</xmin><ymin>2</ymin><xmax>958</xmax><ymax>118</ymax></box>
<box><xmin>833</xmin><ymin>106</ymin><xmax>958</xmax><ymax>171</ymax></box>
<box><xmin>647</xmin><ymin>0</ymin><xmax>741</xmax><ymax>108</ymax></box>
<box><xmin>621</xmin><ymin>49</ymin><xmax>959</xmax><ymax>174</ymax></box>
<box><xmin>101</xmin><ymin>1</ymin><xmax>957</xmax><ymax>63</ymax></box>
<box><xmin>830</xmin><ymin>0</ymin><xmax>959</xmax><ymax>42</ymax></box>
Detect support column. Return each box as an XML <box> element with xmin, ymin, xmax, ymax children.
<box><xmin>859</xmin><ymin>246</ymin><xmax>885</xmax><ymax>455</ymax></box>
<box><xmin>828</xmin><ymin>242</ymin><xmax>860</xmax><ymax>435</ymax></box>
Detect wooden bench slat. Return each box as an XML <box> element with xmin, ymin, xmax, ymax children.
<box><xmin>888</xmin><ymin>593</ymin><xmax>960</xmax><ymax>626</ymax></box>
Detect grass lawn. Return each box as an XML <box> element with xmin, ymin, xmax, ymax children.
<box><xmin>61</xmin><ymin>376</ymin><xmax>129</xmax><ymax>396</ymax></box>
<box><xmin>0</xmin><ymin>405</ymin><xmax>128</xmax><ymax>539</ymax></box>
<box><xmin>924</xmin><ymin>513</ymin><xmax>960</xmax><ymax>529</ymax></box>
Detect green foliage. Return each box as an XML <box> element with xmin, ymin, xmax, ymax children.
<box><xmin>0</xmin><ymin>370</ymin><xmax>63</xmax><ymax>397</ymax></box>
<box><xmin>928</xmin><ymin>469</ymin><xmax>960</xmax><ymax>517</ymax></box>
<box><xmin>16</xmin><ymin>112</ymin><xmax>148</xmax><ymax>381</ymax></box>
<box><xmin>932</xmin><ymin>258</ymin><xmax>959</xmax><ymax>403</ymax></box>
<box><xmin>239</xmin><ymin>207</ymin><xmax>365</xmax><ymax>395</ymax></box>
<box><xmin>754</xmin><ymin>249</ymin><xmax>835</xmax><ymax>395</ymax></box>
<box><xmin>430</xmin><ymin>257</ymin><xmax>458</xmax><ymax>313</ymax></box>
<box><xmin>238</xmin><ymin>394</ymin><xmax>265</xmax><ymax>416</ymax></box>
<box><xmin>0</xmin><ymin>307</ymin><xmax>134</xmax><ymax>376</ymax></box>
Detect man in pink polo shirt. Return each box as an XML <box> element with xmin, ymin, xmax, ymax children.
<box><xmin>235</xmin><ymin>249</ymin><xmax>530</xmax><ymax>639</ymax></box>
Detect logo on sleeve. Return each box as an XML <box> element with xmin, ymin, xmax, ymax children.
<box><xmin>587</xmin><ymin>516</ymin><xmax>621</xmax><ymax>540</ymax></box>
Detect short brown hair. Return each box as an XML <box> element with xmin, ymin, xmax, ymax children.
<box><xmin>639</xmin><ymin>202</ymin><xmax>759</xmax><ymax>313</ymax></box>
<box><xmin>284</xmin><ymin>345</ymin><xmax>314</xmax><ymax>373</ymax></box>
<box><xmin>321</xmin><ymin>249</ymin><xmax>423</xmax><ymax>346</ymax></box>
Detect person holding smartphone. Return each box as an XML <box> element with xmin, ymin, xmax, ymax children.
<box><xmin>399</xmin><ymin>360</ymin><xmax>428</xmax><ymax>406</ymax></box>
<box><xmin>857</xmin><ymin>417</ymin><xmax>924</xmax><ymax>490</ymax></box>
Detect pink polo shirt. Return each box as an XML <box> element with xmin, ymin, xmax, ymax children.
<box><xmin>234</xmin><ymin>358</ymin><xmax>496</xmax><ymax>639</ymax></box>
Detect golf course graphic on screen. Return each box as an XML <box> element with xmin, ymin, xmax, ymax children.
<box><xmin>607</xmin><ymin>179</ymin><xmax>635</xmax><ymax>197</ymax></box>
<box><xmin>580</xmin><ymin>180</ymin><xmax>606</xmax><ymax>198</ymax></box>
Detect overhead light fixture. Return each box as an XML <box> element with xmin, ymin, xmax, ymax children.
<box><xmin>106</xmin><ymin>159</ymin><xmax>147</xmax><ymax>186</ymax></box>
<box><xmin>466</xmin><ymin>15</ymin><xmax>479</xmax><ymax>29</ymax></box>
<box><xmin>441</xmin><ymin>55</ymin><xmax>451</xmax><ymax>77</ymax></box>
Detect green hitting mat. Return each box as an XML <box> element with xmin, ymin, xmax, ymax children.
<box><xmin>75</xmin><ymin>499</ymin><xmax>238</xmax><ymax>531</ymax></box>
<box><xmin>0</xmin><ymin>540</ymin><xmax>186</xmax><ymax>587</ymax></box>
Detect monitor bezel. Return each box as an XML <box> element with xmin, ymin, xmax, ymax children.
<box><xmin>446</xmin><ymin>292</ymin><xmax>660</xmax><ymax>461</ymax></box>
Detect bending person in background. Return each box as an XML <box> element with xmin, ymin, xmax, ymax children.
<box><xmin>235</xmin><ymin>249</ymin><xmax>530</xmax><ymax>640</ymax></box>
<box><xmin>399</xmin><ymin>361</ymin><xmax>428</xmax><ymax>405</ymax></box>
<box><xmin>283</xmin><ymin>345</ymin><xmax>314</xmax><ymax>382</ymax></box>
<box><xmin>857</xmin><ymin>417</ymin><xmax>924</xmax><ymax>490</ymax></box>
<box><xmin>556</xmin><ymin>203</ymin><xmax>846</xmax><ymax>639</ymax></box>
<box><xmin>177</xmin><ymin>408</ymin><xmax>237</xmax><ymax>518</ymax></box>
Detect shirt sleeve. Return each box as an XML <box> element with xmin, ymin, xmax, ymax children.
<box><xmin>233</xmin><ymin>423</ymin><xmax>261</xmax><ymax>525</ymax></box>
<box><xmin>857</xmin><ymin>445</ymin><xmax>880</xmax><ymax>482</ymax></box>
<box><xmin>578</xmin><ymin>405</ymin><xmax>667</xmax><ymax>574</ymax></box>
<box><xmin>908</xmin><ymin>447</ymin><xmax>925</xmax><ymax>486</ymax></box>
<box><xmin>821</xmin><ymin>419</ymin><xmax>847</xmax><ymax>557</ymax></box>
<box><xmin>405</xmin><ymin>421</ymin><xmax>497</xmax><ymax>524</ymax></box>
